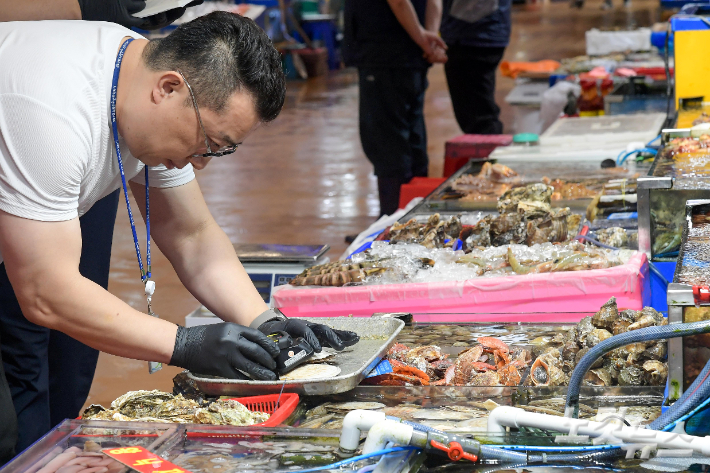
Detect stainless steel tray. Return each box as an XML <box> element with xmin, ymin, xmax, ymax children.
<box><xmin>187</xmin><ymin>317</ymin><xmax>404</xmax><ymax>396</ymax></box>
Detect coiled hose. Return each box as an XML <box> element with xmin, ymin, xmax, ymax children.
<box><xmin>565</xmin><ymin>320</ymin><xmax>710</xmax><ymax>419</ymax></box>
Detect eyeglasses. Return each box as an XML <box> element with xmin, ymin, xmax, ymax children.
<box><xmin>177</xmin><ymin>70</ymin><xmax>239</xmax><ymax>158</ymax></box>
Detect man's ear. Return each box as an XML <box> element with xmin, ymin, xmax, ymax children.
<box><xmin>151</xmin><ymin>71</ymin><xmax>183</xmax><ymax>104</ymax></box>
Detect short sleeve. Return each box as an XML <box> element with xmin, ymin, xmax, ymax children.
<box><xmin>0</xmin><ymin>94</ymin><xmax>87</xmax><ymax>221</ymax></box>
<box><xmin>130</xmin><ymin>163</ymin><xmax>195</xmax><ymax>188</ymax></box>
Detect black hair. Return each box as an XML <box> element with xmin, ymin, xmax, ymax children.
<box><xmin>143</xmin><ymin>11</ymin><xmax>285</xmax><ymax>122</ymax></box>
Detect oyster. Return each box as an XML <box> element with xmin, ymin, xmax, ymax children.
<box><xmin>586</xmin><ymin>329</ymin><xmax>612</xmax><ymax>348</ymax></box>
<box><xmin>111</xmin><ymin>390</ymin><xmax>175</xmax><ymax>417</ymax></box>
<box><xmin>468</xmin><ymin>370</ymin><xmax>501</xmax><ymax>386</ymax></box>
<box><xmin>575</xmin><ymin>347</ymin><xmax>603</xmax><ymax>369</ymax></box>
<box><xmin>461</xmin><ymin>217</ymin><xmax>492</xmax><ymax>250</ymax></box>
<box><xmin>194</xmin><ymin>399</ymin><xmax>269</xmax><ymax>426</ymax></box>
<box><xmin>591</xmin><ymin>297</ymin><xmax>618</xmax><ymax>330</ymax></box>
<box><xmin>596</xmin><ymin>227</ymin><xmax>628</xmax><ymax>249</ymax></box>
<box><xmin>643</xmin><ymin>360</ymin><xmax>668</xmax><ymax>386</ymax></box>
<box><xmin>562</xmin><ymin>341</ymin><xmax>580</xmax><ymax>373</ymax></box>
<box><xmin>575</xmin><ymin>317</ymin><xmax>596</xmax><ymax>345</ymax></box>
<box><xmin>642</xmin><ymin>341</ymin><xmax>667</xmax><ymax>361</ymax></box>
<box><xmin>497</xmin><ymin>183</ymin><xmax>553</xmax><ymax>214</ymax></box>
<box><xmin>490</xmin><ymin>214</ymin><xmax>526</xmax><ymax>246</ymax></box>
<box><xmin>618</xmin><ymin>365</ymin><xmax>644</xmax><ymax>386</ymax></box>
<box><xmin>584</xmin><ymin>368</ymin><xmax>612</xmax><ymax>386</ymax></box>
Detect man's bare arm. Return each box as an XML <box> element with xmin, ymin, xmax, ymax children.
<box><xmin>0</xmin><ymin>0</ymin><xmax>81</xmax><ymax>21</ymax></box>
<box><xmin>0</xmin><ymin>210</ymin><xmax>178</xmax><ymax>363</ymax></box>
<box><xmin>130</xmin><ymin>180</ymin><xmax>268</xmax><ymax>327</ymax></box>
<box><xmin>425</xmin><ymin>0</ymin><xmax>442</xmax><ymax>32</ymax></box>
<box><xmin>387</xmin><ymin>0</ymin><xmax>446</xmax><ymax>58</ymax></box>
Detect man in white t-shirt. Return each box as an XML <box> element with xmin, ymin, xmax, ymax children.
<box><xmin>0</xmin><ymin>12</ymin><xmax>358</xmax><ymax>456</ymax></box>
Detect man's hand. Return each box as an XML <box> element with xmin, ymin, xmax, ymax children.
<box><xmin>170</xmin><ymin>323</ymin><xmax>280</xmax><ymax>380</ymax></box>
<box><xmin>257</xmin><ymin>319</ymin><xmax>359</xmax><ymax>352</ymax></box>
<box><xmin>77</xmin><ymin>0</ymin><xmax>146</xmax><ymax>28</ymax></box>
<box><xmin>419</xmin><ymin>30</ymin><xmax>447</xmax><ymax>63</ymax></box>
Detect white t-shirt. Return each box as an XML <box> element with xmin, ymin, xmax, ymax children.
<box><xmin>0</xmin><ymin>21</ymin><xmax>195</xmax><ymax>226</ymax></box>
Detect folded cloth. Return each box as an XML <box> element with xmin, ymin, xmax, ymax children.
<box><xmin>500</xmin><ymin>59</ymin><xmax>561</xmax><ymax>78</ymax></box>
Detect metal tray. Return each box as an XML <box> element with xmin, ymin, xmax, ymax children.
<box><xmin>187</xmin><ymin>317</ymin><xmax>404</xmax><ymax>396</ymax></box>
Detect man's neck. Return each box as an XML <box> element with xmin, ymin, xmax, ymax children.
<box><xmin>115</xmin><ymin>37</ymin><xmax>148</xmax><ymax>134</ymax></box>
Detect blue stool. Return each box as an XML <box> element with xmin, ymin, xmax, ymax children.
<box><xmin>299</xmin><ymin>15</ymin><xmax>339</xmax><ymax>70</ymax></box>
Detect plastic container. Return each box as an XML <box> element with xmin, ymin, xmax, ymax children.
<box><xmin>273</xmin><ymin>252</ymin><xmax>651</xmax><ymax>322</ymax></box>
<box><xmin>228</xmin><ymin>393</ymin><xmax>300</xmax><ymax>427</ymax></box>
<box><xmin>78</xmin><ymin>393</ymin><xmax>300</xmax><ymax>429</ymax></box>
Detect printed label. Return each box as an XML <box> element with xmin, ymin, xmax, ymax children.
<box><xmin>102</xmin><ymin>446</ymin><xmax>192</xmax><ymax>473</ymax></box>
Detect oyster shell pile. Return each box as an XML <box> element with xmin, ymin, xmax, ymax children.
<box><xmin>385</xmin><ymin>214</ymin><xmax>463</xmax><ymax>249</ymax></box>
<box><xmin>461</xmin><ymin>183</ymin><xmax>582</xmax><ymax>251</ymax></box>
<box><xmin>563</xmin><ymin>297</ymin><xmax>668</xmax><ymax>387</ymax></box>
<box><xmin>81</xmin><ymin>390</ymin><xmax>269</xmax><ymax>426</ymax></box>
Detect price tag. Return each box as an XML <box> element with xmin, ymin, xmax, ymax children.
<box><xmin>102</xmin><ymin>446</ymin><xmax>192</xmax><ymax>473</ymax></box>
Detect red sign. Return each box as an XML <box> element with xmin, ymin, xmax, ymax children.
<box><xmin>102</xmin><ymin>446</ymin><xmax>192</xmax><ymax>473</ymax></box>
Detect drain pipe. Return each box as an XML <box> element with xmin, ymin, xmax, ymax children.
<box><xmin>339</xmin><ymin>410</ymin><xmax>387</xmax><ymax>456</ymax></box>
<box><xmin>488</xmin><ymin>406</ymin><xmax>710</xmax><ymax>456</ymax></box>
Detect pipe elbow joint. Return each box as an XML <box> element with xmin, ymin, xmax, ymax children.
<box><xmin>487</xmin><ymin>406</ymin><xmax>522</xmax><ymax>435</ymax></box>
<box><xmin>339</xmin><ymin>409</ymin><xmax>387</xmax><ymax>456</ymax></box>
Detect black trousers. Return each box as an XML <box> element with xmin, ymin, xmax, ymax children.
<box><xmin>358</xmin><ymin>67</ymin><xmax>429</xmax><ymax>180</ymax></box>
<box><xmin>444</xmin><ymin>45</ymin><xmax>506</xmax><ymax>135</ymax></box>
<box><xmin>0</xmin><ymin>189</ymin><xmax>119</xmax><ymax>454</ymax></box>
<box><xmin>358</xmin><ymin>67</ymin><xmax>429</xmax><ymax>216</ymax></box>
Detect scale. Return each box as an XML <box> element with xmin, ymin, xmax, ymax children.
<box><xmin>185</xmin><ymin>244</ymin><xmax>330</xmax><ymax>327</ymax></box>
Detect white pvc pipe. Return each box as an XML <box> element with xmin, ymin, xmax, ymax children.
<box><xmin>339</xmin><ymin>410</ymin><xmax>387</xmax><ymax>454</ymax></box>
<box><xmin>488</xmin><ymin>406</ymin><xmax>710</xmax><ymax>456</ymax></box>
<box><xmin>362</xmin><ymin>420</ymin><xmax>414</xmax><ymax>455</ymax></box>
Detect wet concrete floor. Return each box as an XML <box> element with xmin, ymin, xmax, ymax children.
<box><xmin>84</xmin><ymin>0</ymin><xmax>661</xmax><ymax>410</ymax></box>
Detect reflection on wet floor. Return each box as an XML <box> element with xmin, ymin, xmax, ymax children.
<box><xmin>86</xmin><ymin>0</ymin><xmax>662</xmax><ymax>410</ymax></box>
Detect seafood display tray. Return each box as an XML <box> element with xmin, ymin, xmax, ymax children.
<box><xmin>187</xmin><ymin>317</ymin><xmax>404</xmax><ymax>396</ymax></box>
<box><xmin>413</xmin><ymin>159</ymin><xmax>641</xmax><ymax>213</ymax></box>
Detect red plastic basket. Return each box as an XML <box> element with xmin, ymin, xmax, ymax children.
<box><xmin>76</xmin><ymin>393</ymin><xmax>299</xmax><ymax>434</ymax></box>
<box><xmin>227</xmin><ymin>393</ymin><xmax>299</xmax><ymax>427</ymax></box>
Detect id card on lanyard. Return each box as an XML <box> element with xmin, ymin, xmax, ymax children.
<box><xmin>112</xmin><ymin>38</ymin><xmax>162</xmax><ymax>374</ymax></box>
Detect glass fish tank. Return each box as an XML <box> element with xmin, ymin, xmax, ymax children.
<box><xmin>667</xmin><ymin>199</ymin><xmax>710</xmax><ymax>394</ymax></box>
<box><xmin>638</xmin><ymin>129</ymin><xmax>710</xmax><ymax>261</ymax></box>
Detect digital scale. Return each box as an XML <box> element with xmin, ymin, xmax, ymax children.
<box><xmin>185</xmin><ymin>244</ymin><xmax>330</xmax><ymax>327</ymax></box>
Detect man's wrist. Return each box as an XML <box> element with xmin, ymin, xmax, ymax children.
<box><xmin>249</xmin><ymin>308</ymin><xmax>288</xmax><ymax>329</ymax></box>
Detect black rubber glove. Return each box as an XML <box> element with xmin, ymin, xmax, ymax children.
<box><xmin>170</xmin><ymin>323</ymin><xmax>280</xmax><ymax>380</ymax></box>
<box><xmin>258</xmin><ymin>319</ymin><xmax>360</xmax><ymax>353</ymax></box>
<box><xmin>78</xmin><ymin>0</ymin><xmax>147</xmax><ymax>28</ymax></box>
<box><xmin>138</xmin><ymin>0</ymin><xmax>204</xmax><ymax>30</ymax></box>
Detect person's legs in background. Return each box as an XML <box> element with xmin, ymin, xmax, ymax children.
<box><xmin>408</xmin><ymin>70</ymin><xmax>430</xmax><ymax>179</ymax></box>
<box><xmin>0</xmin><ymin>189</ymin><xmax>119</xmax><ymax>452</ymax></box>
<box><xmin>358</xmin><ymin>67</ymin><xmax>429</xmax><ymax>217</ymax></box>
<box><xmin>444</xmin><ymin>44</ymin><xmax>506</xmax><ymax>135</ymax></box>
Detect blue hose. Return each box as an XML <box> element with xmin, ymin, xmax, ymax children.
<box><xmin>565</xmin><ymin>320</ymin><xmax>710</xmax><ymax>418</ymax></box>
<box><xmin>663</xmin><ymin>391</ymin><xmax>710</xmax><ymax>432</ymax></box>
<box><xmin>616</xmin><ymin>147</ymin><xmax>657</xmax><ymax>166</ymax></box>
<box><xmin>651</xmin><ymin>356</ymin><xmax>710</xmax><ymax>430</ymax></box>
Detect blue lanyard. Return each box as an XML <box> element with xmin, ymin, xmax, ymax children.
<box><xmin>111</xmin><ymin>38</ymin><xmax>153</xmax><ymax>294</ymax></box>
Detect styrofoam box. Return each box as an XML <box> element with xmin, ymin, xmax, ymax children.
<box><xmin>272</xmin><ymin>252</ymin><xmax>650</xmax><ymax>323</ymax></box>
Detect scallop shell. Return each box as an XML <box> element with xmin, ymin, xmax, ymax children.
<box><xmin>279</xmin><ymin>364</ymin><xmax>341</xmax><ymax>381</ymax></box>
